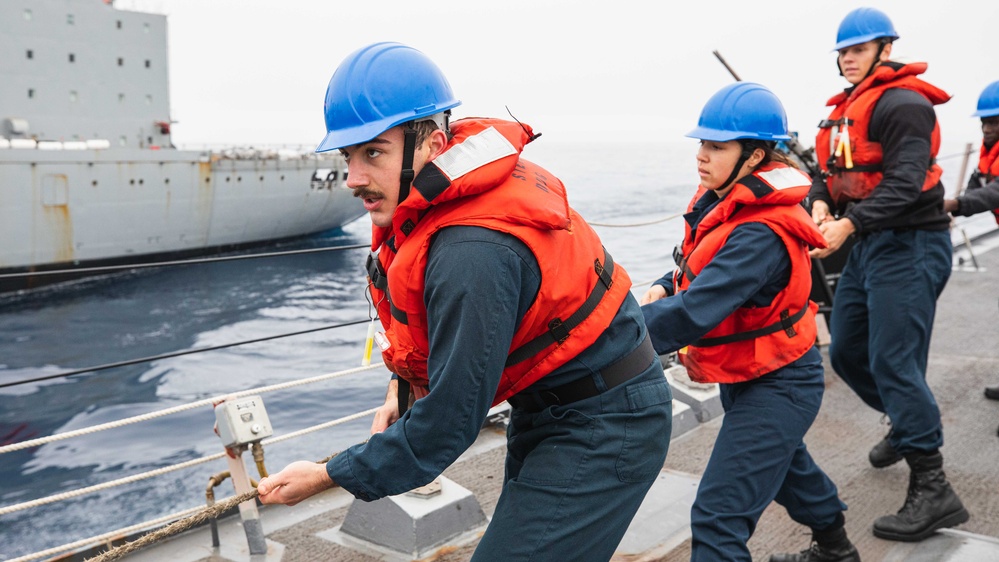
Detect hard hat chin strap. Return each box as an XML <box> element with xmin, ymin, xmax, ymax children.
<box><xmin>719</xmin><ymin>145</ymin><xmax>755</xmax><ymax>193</ymax></box>
<box><xmin>399</xmin><ymin>122</ymin><xmax>417</xmax><ymax>205</ymax></box>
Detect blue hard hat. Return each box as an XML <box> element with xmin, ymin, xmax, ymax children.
<box><xmin>972</xmin><ymin>80</ymin><xmax>999</xmax><ymax>118</ymax></box>
<box><xmin>686</xmin><ymin>82</ymin><xmax>791</xmax><ymax>142</ymax></box>
<box><xmin>316</xmin><ymin>42</ymin><xmax>461</xmax><ymax>153</ymax></box>
<box><xmin>833</xmin><ymin>7</ymin><xmax>899</xmax><ymax>51</ymax></box>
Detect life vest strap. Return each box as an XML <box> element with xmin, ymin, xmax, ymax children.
<box><xmin>818</xmin><ymin>117</ymin><xmax>855</xmax><ymax>129</ymax></box>
<box><xmin>693</xmin><ymin>304</ymin><xmax>808</xmax><ymax>347</ymax></box>
<box><xmin>367</xmin><ymin>252</ymin><xmax>408</xmax><ymax>325</ymax></box>
<box><xmin>507</xmin><ymin>334</ymin><xmax>655</xmax><ymax>412</ymax></box>
<box><xmin>505</xmin><ymin>247</ymin><xmax>616</xmax><ymax>367</ymax></box>
<box><xmin>673</xmin><ymin>244</ymin><xmax>697</xmax><ymax>285</ymax></box>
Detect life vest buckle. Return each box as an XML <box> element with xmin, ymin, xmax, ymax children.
<box><xmin>548</xmin><ymin>318</ymin><xmax>571</xmax><ymax>344</ymax></box>
<box><xmin>366</xmin><ymin>252</ymin><xmax>388</xmax><ymax>290</ymax></box>
<box><xmin>593</xmin><ymin>259</ymin><xmax>613</xmax><ymax>289</ymax></box>
<box><xmin>780</xmin><ymin>309</ymin><xmax>798</xmax><ymax>338</ymax></box>
<box><xmin>672</xmin><ymin>245</ymin><xmax>685</xmax><ymax>268</ymax></box>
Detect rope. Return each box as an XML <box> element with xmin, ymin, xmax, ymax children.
<box><xmin>0</xmin><ymin>407</ymin><xmax>379</xmax><ymax>517</ymax></box>
<box><xmin>0</xmin><ymin>363</ymin><xmax>383</xmax><ymax>455</ymax></box>
<box><xmin>4</xmin><ymin>505</ymin><xmax>205</xmax><ymax>562</ymax></box>
<box><xmin>0</xmin><ymin>453</ymin><xmax>225</xmax><ymax>516</ymax></box>
<box><xmin>82</xmin><ymin>446</ymin><xmax>358</xmax><ymax>562</ymax></box>
<box><xmin>84</xmin><ymin>490</ymin><xmax>260</xmax><ymax>562</ymax></box>
<box><xmin>0</xmin><ymin>318</ymin><xmax>372</xmax><ymax>390</ymax></box>
<box><xmin>0</xmin><ymin>243</ymin><xmax>369</xmax><ymax>280</ymax></box>
<box><xmin>587</xmin><ymin>211</ymin><xmax>684</xmax><ymax>228</ymax></box>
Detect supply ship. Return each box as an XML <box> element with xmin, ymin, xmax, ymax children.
<box><xmin>0</xmin><ymin>0</ymin><xmax>365</xmax><ymax>292</ymax></box>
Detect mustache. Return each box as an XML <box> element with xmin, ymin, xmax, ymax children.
<box><xmin>352</xmin><ymin>188</ymin><xmax>382</xmax><ymax>200</ymax></box>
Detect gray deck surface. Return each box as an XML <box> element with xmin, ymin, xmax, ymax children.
<box><xmin>125</xmin><ymin>233</ymin><xmax>999</xmax><ymax>562</ymax></box>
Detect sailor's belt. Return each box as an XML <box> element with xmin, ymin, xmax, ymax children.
<box><xmin>507</xmin><ymin>334</ymin><xmax>656</xmax><ymax>413</ymax></box>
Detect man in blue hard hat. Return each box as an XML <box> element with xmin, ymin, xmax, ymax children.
<box><xmin>944</xmin><ymin>80</ymin><xmax>999</xmax><ymax>230</ymax></box>
<box><xmin>943</xmin><ymin>79</ymin><xmax>999</xmax><ymax>427</ymax></box>
<box><xmin>807</xmin><ymin>6</ymin><xmax>969</xmax><ymax>545</ymax></box>
<box><xmin>256</xmin><ymin>42</ymin><xmax>672</xmax><ymax>561</ymax></box>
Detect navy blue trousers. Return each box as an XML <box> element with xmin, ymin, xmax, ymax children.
<box><xmin>828</xmin><ymin>229</ymin><xmax>952</xmax><ymax>453</ymax></box>
<box><xmin>471</xmin><ymin>364</ymin><xmax>672</xmax><ymax>562</ymax></box>
<box><xmin>690</xmin><ymin>347</ymin><xmax>847</xmax><ymax>561</ymax></box>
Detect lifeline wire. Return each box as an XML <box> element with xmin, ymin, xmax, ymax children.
<box><xmin>587</xmin><ymin>211</ymin><xmax>684</xmax><ymax>228</ymax></box>
<box><xmin>0</xmin><ymin>407</ymin><xmax>379</xmax><ymax>517</ymax></box>
<box><xmin>0</xmin><ymin>242</ymin><xmax>369</xmax><ymax>280</ymax></box>
<box><xmin>0</xmin><ymin>363</ymin><xmax>383</xmax><ymax>454</ymax></box>
<box><xmin>0</xmin><ymin>318</ymin><xmax>372</xmax><ymax>389</ymax></box>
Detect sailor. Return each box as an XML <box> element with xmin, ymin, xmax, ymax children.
<box><xmin>640</xmin><ymin>82</ymin><xmax>858</xmax><ymax>562</ymax></box>
<box><xmin>944</xmin><ymin>80</ymin><xmax>999</xmax><ymax>225</ymax></box>
<box><xmin>942</xmin><ymin>79</ymin><xmax>999</xmax><ymax>417</ymax></box>
<box><xmin>808</xmin><ymin>6</ymin><xmax>969</xmax><ymax>542</ymax></box>
<box><xmin>256</xmin><ymin>42</ymin><xmax>672</xmax><ymax>561</ymax></box>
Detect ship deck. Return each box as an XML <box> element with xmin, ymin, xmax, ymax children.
<box><xmin>119</xmin><ymin>230</ymin><xmax>999</xmax><ymax>562</ymax></box>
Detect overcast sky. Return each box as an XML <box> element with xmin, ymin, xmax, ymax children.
<box><xmin>119</xmin><ymin>0</ymin><xmax>998</xmax><ymax>156</ymax></box>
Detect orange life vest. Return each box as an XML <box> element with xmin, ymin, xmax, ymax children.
<box><xmin>816</xmin><ymin>62</ymin><xmax>951</xmax><ymax>205</ymax></box>
<box><xmin>978</xmin><ymin>142</ymin><xmax>999</xmax><ymax>182</ymax></box>
<box><xmin>673</xmin><ymin>163</ymin><xmax>827</xmax><ymax>384</ymax></box>
<box><xmin>977</xmin><ymin>142</ymin><xmax>999</xmax><ymax>223</ymax></box>
<box><xmin>366</xmin><ymin>118</ymin><xmax>633</xmax><ymax>405</ymax></box>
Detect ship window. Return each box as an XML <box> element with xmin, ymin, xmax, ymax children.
<box><xmin>69</xmin><ymin>91</ymin><xmax>78</xmax><ymax>103</ymax></box>
<box><xmin>67</xmin><ymin>14</ymin><xmax>74</xmax><ymax>25</ymax></box>
<box><xmin>118</xmin><ymin>93</ymin><xmax>125</xmax><ymax>103</ymax></box>
<box><xmin>119</xmin><ymin>136</ymin><xmax>127</xmax><ymax>147</ymax></box>
<box><xmin>146</xmin><ymin>95</ymin><xmax>153</xmax><ymax>105</ymax></box>
<box><xmin>28</xmin><ymin>88</ymin><xmax>35</xmax><ymax>99</ymax></box>
<box><xmin>117</xmin><ymin>20</ymin><xmax>122</xmax><ymax>29</ymax></box>
<box><xmin>118</xmin><ymin>57</ymin><xmax>124</xmax><ymax>66</ymax></box>
<box><xmin>26</xmin><ymin>49</ymin><xmax>33</xmax><ymax>59</ymax></box>
<box><xmin>23</xmin><ymin>9</ymin><xmax>32</xmax><ymax>20</ymax></box>
<box><xmin>69</xmin><ymin>53</ymin><xmax>75</xmax><ymax>63</ymax></box>
<box><xmin>144</xmin><ymin>23</ymin><xmax>150</xmax><ymax>33</ymax></box>
<box><xmin>145</xmin><ymin>59</ymin><xmax>151</xmax><ymax>68</ymax></box>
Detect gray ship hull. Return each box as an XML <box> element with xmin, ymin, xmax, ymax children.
<box><xmin>0</xmin><ymin>146</ymin><xmax>364</xmax><ymax>288</ymax></box>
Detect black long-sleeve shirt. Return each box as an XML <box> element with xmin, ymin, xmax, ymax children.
<box><xmin>809</xmin><ymin>86</ymin><xmax>951</xmax><ymax>233</ymax></box>
<box><xmin>955</xmin><ymin>168</ymin><xmax>999</xmax><ymax>216</ymax></box>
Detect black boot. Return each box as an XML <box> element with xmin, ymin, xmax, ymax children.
<box><xmin>872</xmin><ymin>451</ymin><xmax>970</xmax><ymax>542</ymax></box>
<box><xmin>868</xmin><ymin>431</ymin><xmax>902</xmax><ymax>468</ymax></box>
<box><xmin>984</xmin><ymin>385</ymin><xmax>999</xmax><ymax>401</ymax></box>
<box><xmin>769</xmin><ymin>522</ymin><xmax>861</xmax><ymax>562</ymax></box>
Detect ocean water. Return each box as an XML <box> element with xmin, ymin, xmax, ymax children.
<box><xmin>0</xmin><ymin>140</ymin><xmax>695</xmax><ymax>559</ymax></box>
<box><xmin>0</xmin><ymin>138</ymin><xmax>985</xmax><ymax>559</ymax></box>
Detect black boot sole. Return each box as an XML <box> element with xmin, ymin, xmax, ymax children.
<box><xmin>872</xmin><ymin>507</ymin><xmax>970</xmax><ymax>542</ymax></box>
<box><xmin>869</xmin><ymin>453</ymin><xmax>903</xmax><ymax>468</ymax></box>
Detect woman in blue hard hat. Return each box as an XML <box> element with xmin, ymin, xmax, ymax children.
<box><xmin>257</xmin><ymin>42</ymin><xmax>673</xmax><ymax>561</ymax></box>
<box><xmin>641</xmin><ymin>82</ymin><xmax>858</xmax><ymax>562</ymax></box>
<box><xmin>944</xmin><ymin>80</ymin><xmax>999</xmax><ymax>422</ymax></box>
<box><xmin>808</xmin><ymin>6</ymin><xmax>969</xmax><ymax>544</ymax></box>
